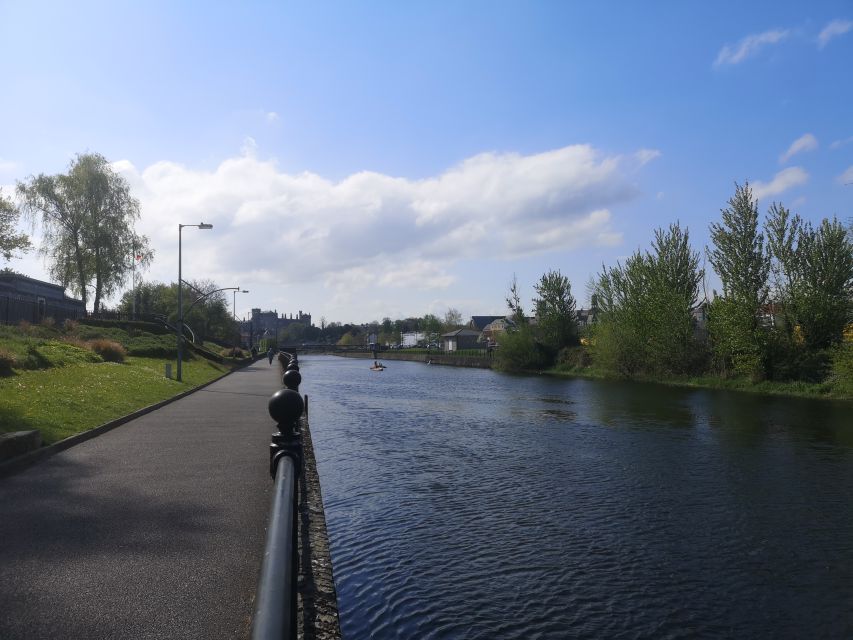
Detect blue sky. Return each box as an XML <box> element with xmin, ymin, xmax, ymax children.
<box><xmin>1</xmin><ymin>1</ymin><xmax>852</xmax><ymax>324</ymax></box>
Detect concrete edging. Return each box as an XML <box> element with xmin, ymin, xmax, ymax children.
<box><xmin>0</xmin><ymin>356</ymin><xmax>262</xmax><ymax>479</ymax></box>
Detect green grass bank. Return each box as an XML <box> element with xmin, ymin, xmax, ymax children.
<box><xmin>0</xmin><ymin>320</ymin><xmax>247</xmax><ymax>445</ymax></box>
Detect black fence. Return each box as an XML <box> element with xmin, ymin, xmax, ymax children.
<box><xmin>1</xmin><ymin>295</ymin><xmax>85</xmax><ymax>326</ymax></box>
<box><xmin>252</xmin><ymin>351</ymin><xmax>304</xmax><ymax>640</ymax></box>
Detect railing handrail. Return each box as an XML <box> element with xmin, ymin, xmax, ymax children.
<box><xmin>252</xmin><ymin>350</ymin><xmax>303</xmax><ymax>640</ymax></box>
<box><xmin>251</xmin><ymin>456</ymin><xmax>297</xmax><ymax>640</ymax></box>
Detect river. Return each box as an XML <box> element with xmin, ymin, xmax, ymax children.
<box><xmin>299</xmin><ymin>355</ymin><xmax>853</xmax><ymax>639</ymax></box>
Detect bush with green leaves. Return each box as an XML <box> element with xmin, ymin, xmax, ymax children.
<box><xmin>590</xmin><ymin>223</ymin><xmax>704</xmax><ymax>377</ymax></box>
<box><xmin>493</xmin><ymin>326</ymin><xmax>552</xmax><ymax>371</ymax></box>
<box><xmin>831</xmin><ymin>342</ymin><xmax>853</xmax><ymax>394</ymax></box>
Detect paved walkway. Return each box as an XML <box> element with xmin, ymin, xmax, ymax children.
<box><xmin>0</xmin><ymin>361</ymin><xmax>284</xmax><ymax>640</ymax></box>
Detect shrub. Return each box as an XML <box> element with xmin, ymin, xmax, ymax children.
<box><xmin>0</xmin><ymin>348</ymin><xmax>17</xmax><ymax>376</ymax></box>
<box><xmin>221</xmin><ymin>347</ymin><xmax>246</xmax><ymax>358</ymax></box>
<box><xmin>555</xmin><ymin>345</ymin><xmax>592</xmax><ymax>371</ymax></box>
<box><xmin>18</xmin><ymin>320</ymin><xmax>32</xmax><ymax>335</ymax></box>
<box><xmin>88</xmin><ymin>339</ymin><xmax>127</xmax><ymax>363</ymax></box>
<box><xmin>831</xmin><ymin>342</ymin><xmax>853</xmax><ymax>394</ymax></box>
<box><xmin>40</xmin><ymin>317</ymin><xmax>56</xmax><ymax>330</ymax></box>
<box><xmin>493</xmin><ymin>327</ymin><xmax>553</xmax><ymax>371</ymax></box>
<box><xmin>62</xmin><ymin>318</ymin><xmax>78</xmax><ymax>333</ymax></box>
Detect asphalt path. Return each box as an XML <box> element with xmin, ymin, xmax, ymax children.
<box><xmin>0</xmin><ymin>360</ymin><xmax>284</xmax><ymax>640</ymax></box>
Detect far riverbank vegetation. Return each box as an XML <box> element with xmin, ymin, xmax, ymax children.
<box><xmin>496</xmin><ymin>183</ymin><xmax>853</xmax><ymax>399</ymax></box>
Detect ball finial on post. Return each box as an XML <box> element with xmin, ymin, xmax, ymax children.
<box><xmin>268</xmin><ymin>388</ymin><xmax>304</xmax><ymax>426</ymax></box>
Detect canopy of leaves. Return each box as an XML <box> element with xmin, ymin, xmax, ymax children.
<box><xmin>532</xmin><ymin>269</ymin><xmax>578</xmax><ymax>351</ymax></box>
<box><xmin>591</xmin><ymin>223</ymin><xmax>704</xmax><ymax>376</ymax></box>
<box><xmin>17</xmin><ymin>152</ymin><xmax>152</xmax><ymax>312</ymax></box>
<box><xmin>0</xmin><ymin>190</ymin><xmax>31</xmax><ymax>261</ymax></box>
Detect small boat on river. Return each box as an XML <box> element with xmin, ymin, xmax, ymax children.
<box><xmin>370</xmin><ymin>361</ymin><xmax>386</xmax><ymax>371</ymax></box>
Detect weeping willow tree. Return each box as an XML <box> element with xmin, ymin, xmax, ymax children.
<box><xmin>18</xmin><ymin>153</ymin><xmax>152</xmax><ymax>312</ymax></box>
<box><xmin>0</xmin><ymin>189</ymin><xmax>30</xmax><ymax>262</ymax></box>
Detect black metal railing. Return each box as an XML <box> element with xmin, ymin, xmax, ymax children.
<box><xmin>252</xmin><ymin>351</ymin><xmax>304</xmax><ymax>640</ymax></box>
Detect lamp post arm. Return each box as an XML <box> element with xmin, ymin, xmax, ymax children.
<box><xmin>180</xmin><ymin>278</ymin><xmax>207</xmax><ymax>297</ymax></box>
<box><xmin>184</xmin><ymin>287</ymin><xmax>240</xmax><ymax>316</ymax></box>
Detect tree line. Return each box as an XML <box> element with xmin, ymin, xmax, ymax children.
<box><xmin>499</xmin><ymin>183</ymin><xmax>853</xmax><ymax>387</ymax></box>
<box><xmin>281</xmin><ymin>309</ymin><xmax>466</xmax><ymax>347</ymax></box>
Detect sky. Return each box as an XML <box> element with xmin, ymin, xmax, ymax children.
<box><xmin>1</xmin><ymin>1</ymin><xmax>852</xmax><ymax>325</ymax></box>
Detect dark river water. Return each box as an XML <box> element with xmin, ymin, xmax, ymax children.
<box><xmin>298</xmin><ymin>355</ymin><xmax>853</xmax><ymax>639</ymax></box>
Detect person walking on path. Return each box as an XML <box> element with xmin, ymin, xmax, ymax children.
<box><xmin>267</xmin><ymin>347</ymin><xmax>274</xmax><ymax>365</ymax></box>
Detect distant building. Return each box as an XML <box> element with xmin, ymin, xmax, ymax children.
<box><xmin>240</xmin><ymin>308</ymin><xmax>312</xmax><ymax>346</ymax></box>
<box><xmin>441</xmin><ymin>328</ymin><xmax>482</xmax><ymax>351</ymax></box>
<box><xmin>401</xmin><ymin>331</ymin><xmax>426</xmax><ymax>347</ymax></box>
<box><xmin>0</xmin><ymin>272</ymin><xmax>85</xmax><ymax>325</ymax></box>
<box><xmin>577</xmin><ymin>308</ymin><xmax>597</xmax><ymax>329</ymax></box>
<box><xmin>468</xmin><ymin>315</ymin><xmax>506</xmax><ymax>332</ymax></box>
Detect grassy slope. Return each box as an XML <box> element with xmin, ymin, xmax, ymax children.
<box><xmin>0</xmin><ymin>323</ymin><xmax>234</xmax><ymax>444</ymax></box>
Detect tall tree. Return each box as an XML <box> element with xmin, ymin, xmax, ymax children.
<box><xmin>506</xmin><ymin>273</ymin><xmax>526</xmax><ymax>325</ymax></box>
<box><xmin>18</xmin><ymin>153</ymin><xmax>151</xmax><ymax>312</ymax></box>
<box><xmin>707</xmin><ymin>183</ymin><xmax>770</xmax><ymax>378</ymax></box>
<box><xmin>421</xmin><ymin>313</ymin><xmax>443</xmax><ymax>345</ymax></box>
<box><xmin>0</xmin><ymin>190</ymin><xmax>31</xmax><ymax>261</ymax></box>
<box><xmin>591</xmin><ymin>223</ymin><xmax>703</xmax><ymax>376</ymax></box>
<box><xmin>532</xmin><ymin>269</ymin><xmax>578</xmax><ymax>351</ymax></box>
<box><xmin>791</xmin><ymin>218</ymin><xmax>853</xmax><ymax>349</ymax></box>
<box><xmin>443</xmin><ymin>307</ymin><xmax>463</xmax><ymax>331</ymax></box>
<box><xmin>17</xmin><ymin>170</ymin><xmax>90</xmax><ymax>306</ymax></box>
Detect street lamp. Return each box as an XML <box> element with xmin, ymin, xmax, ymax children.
<box><xmin>233</xmin><ymin>289</ymin><xmax>249</xmax><ymax>321</ymax></box>
<box><xmin>177</xmin><ymin>222</ymin><xmax>213</xmax><ymax>382</ymax></box>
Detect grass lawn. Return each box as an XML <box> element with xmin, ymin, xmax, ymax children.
<box><xmin>0</xmin><ymin>356</ymin><xmax>229</xmax><ymax>444</ymax></box>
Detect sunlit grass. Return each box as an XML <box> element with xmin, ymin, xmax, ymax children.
<box><xmin>0</xmin><ymin>356</ymin><xmax>228</xmax><ymax>444</ymax></box>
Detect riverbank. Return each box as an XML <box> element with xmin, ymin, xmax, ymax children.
<box><xmin>330</xmin><ymin>348</ymin><xmax>853</xmax><ymax>402</ymax></box>
<box><xmin>325</xmin><ymin>343</ymin><xmax>853</xmax><ymax>401</ymax></box>
<box><xmin>545</xmin><ymin>365</ymin><xmax>853</xmax><ymax>402</ymax></box>
<box><xmin>334</xmin><ymin>350</ymin><xmax>493</xmax><ymax>368</ymax></box>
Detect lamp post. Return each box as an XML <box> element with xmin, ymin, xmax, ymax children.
<box><xmin>234</xmin><ymin>288</ymin><xmax>249</xmax><ymax>348</ymax></box>
<box><xmin>177</xmin><ymin>222</ymin><xmax>213</xmax><ymax>382</ymax></box>
<box><xmin>233</xmin><ymin>288</ymin><xmax>249</xmax><ymax>321</ymax></box>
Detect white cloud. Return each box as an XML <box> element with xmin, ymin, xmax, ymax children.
<box><xmin>751</xmin><ymin>167</ymin><xmax>809</xmax><ymax>200</ymax></box>
<box><xmin>818</xmin><ymin>19</ymin><xmax>853</xmax><ymax>48</ymax></box>
<box><xmin>113</xmin><ymin>144</ymin><xmax>652</xmax><ymax>297</ymax></box>
<box><xmin>266</xmin><ymin>111</ymin><xmax>279</xmax><ymax>123</ymax></box>
<box><xmin>635</xmin><ymin>149</ymin><xmax>661</xmax><ymax>165</ymax></box>
<box><xmin>830</xmin><ymin>136</ymin><xmax>853</xmax><ymax>150</ymax></box>
<box><xmin>714</xmin><ymin>29</ymin><xmax>789</xmax><ymax>67</ymax></box>
<box><xmin>838</xmin><ymin>166</ymin><xmax>853</xmax><ymax>185</ymax></box>
<box><xmin>779</xmin><ymin>133</ymin><xmax>818</xmax><ymax>163</ymax></box>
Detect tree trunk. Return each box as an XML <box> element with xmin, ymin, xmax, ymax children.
<box><xmin>93</xmin><ymin>247</ymin><xmax>102</xmax><ymax>314</ymax></box>
<box><xmin>73</xmin><ymin>240</ymin><xmax>88</xmax><ymax>311</ymax></box>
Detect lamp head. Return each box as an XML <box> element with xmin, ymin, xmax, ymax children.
<box><xmin>198</xmin><ymin>223</ymin><xmax>213</xmax><ymax>230</ymax></box>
